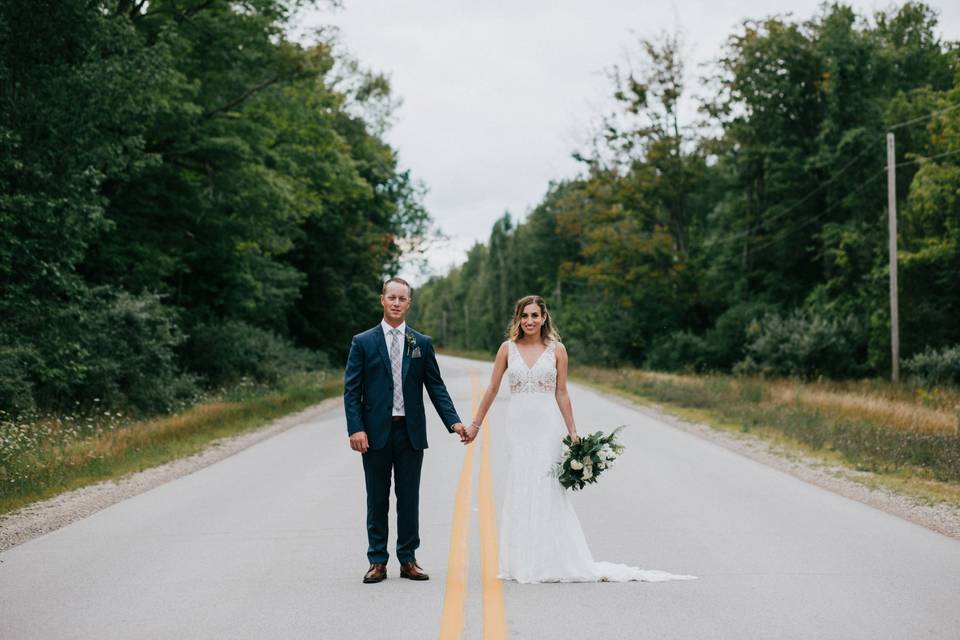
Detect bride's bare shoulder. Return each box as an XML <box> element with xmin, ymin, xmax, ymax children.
<box><xmin>492</xmin><ymin>341</ymin><xmax>509</xmax><ymax>366</ymax></box>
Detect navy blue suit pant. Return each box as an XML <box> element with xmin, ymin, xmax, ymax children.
<box><xmin>361</xmin><ymin>417</ymin><xmax>423</xmax><ymax>564</ymax></box>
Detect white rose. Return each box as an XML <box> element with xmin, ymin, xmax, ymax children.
<box><xmin>582</xmin><ymin>456</ymin><xmax>593</xmax><ymax>467</ymax></box>
<box><xmin>598</xmin><ymin>461</ymin><xmax>607</xmax><ymax>470</ymax></box>
<box><xmin>569</xmin><ymin>459</ymin><xmax>583</xmax><ymax>471</ymax></box>
<box><xmin>582</xmin><ymin>465</ymin><xmax>593</xmax><ymax>479</ymax></box>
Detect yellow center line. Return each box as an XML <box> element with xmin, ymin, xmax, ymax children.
<box><xmin>439</xmin><ymin>381</ymin><xmax>477</xmax><ymax>640</ymax></box>
<box><xmin>476</xmin><ymin>375</ymin><xmax>508</xmax><ymax>639</ymax></box>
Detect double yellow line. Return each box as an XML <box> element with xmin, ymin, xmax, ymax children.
<box><xmin>439</xmin><ymin>374</ymin><xmax>507</xmax><ymax>640</ymax></box>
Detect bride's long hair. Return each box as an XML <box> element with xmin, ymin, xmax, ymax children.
<box><xmin>506</xmin><ymin>295</ymin><xmax>561</xmax><ymax>344</ymax></box>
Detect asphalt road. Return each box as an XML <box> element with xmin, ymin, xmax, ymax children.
<box><xmin>2</xmin><ymin>354</ymin><xmax>959</xmax><ymax>639</ymax></box>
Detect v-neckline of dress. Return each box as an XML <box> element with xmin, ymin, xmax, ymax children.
<box><xmin>513</xmin><ymin>340</ymin><xmax>549</xmax><ymax>371</ymax></box>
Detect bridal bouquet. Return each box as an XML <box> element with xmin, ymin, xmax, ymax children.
<box><xmin>555</xmin><ymin>426</ymin><xmax>626</xmax><ymax>491</ymax></box>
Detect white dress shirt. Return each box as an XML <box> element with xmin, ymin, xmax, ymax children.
<box><xmin>381</xmin><ymin>319</ymin><xmax>406</xmax><ymax>417</ymax></box>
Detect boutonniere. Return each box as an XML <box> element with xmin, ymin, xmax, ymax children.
<box><xmin>405</xmin><ymin>330</ymin><xmax>421</xmax><ymax>358</ymax></box>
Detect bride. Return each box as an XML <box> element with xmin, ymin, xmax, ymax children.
<box><xmin>463</xmin><ymin>294</ymin><xmax>698</xmax><ymax>584</ymax></box>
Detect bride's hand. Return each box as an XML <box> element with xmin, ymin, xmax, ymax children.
<box><xmin>465</xmin><ymin>424</ymin><xmax>480</xmax><ymax>443</ymax></box>
<box><xmin>569</xmin><ymin>433</ymin><xmax>579</xmax><ymax>444</ymax></box>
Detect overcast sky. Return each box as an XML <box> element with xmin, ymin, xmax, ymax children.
<box><xmin>292</xmin><ymin>0</ymin><xmax>960</xmax><ymax>285</ymax></box>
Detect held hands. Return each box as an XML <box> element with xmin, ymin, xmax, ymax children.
<box><xmin>464</xmin><ymin>424</ymin><xmax>480</xmax><ymax>443</ymax></box>
<box><xmin>452</xmin><ymin>423</ymin><xmax>468</xmax><ymax>444</ymax></box>
<box><xmin>451</xmin><ymin>422</ymin><xmax>480</xmax><ymax>445</ymax></box>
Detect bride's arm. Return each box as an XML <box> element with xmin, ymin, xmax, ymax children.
<box><xmin>554</xmin><ymin>343</ymin><xmax>579</xmax><ymax>442</ymax></box>
<box><xmin>468</xmin><ymin>342</ymin><xmax>509</xmax><ymax>440</ymax></box>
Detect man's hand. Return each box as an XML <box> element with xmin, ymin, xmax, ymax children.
<box><xmin>451</xmin><ymin>423</ymin><xmax>468</xmax><ymax>443</ymax></box>
<box><xmin>464</xmin><ymin>424</ymin><xmax>480</xmax><ymax>444</ymax></box>
<box><xmin>349</xmin><ymin>431</ymin><xmax>369</xmax><ymax>453</ymax></box>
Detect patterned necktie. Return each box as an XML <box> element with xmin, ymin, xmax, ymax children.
<box><xmin>390</xmin><ymin>328</ymin><xmax>404</xmax><ymax>415</ymax></box>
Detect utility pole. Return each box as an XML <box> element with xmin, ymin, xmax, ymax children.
<box><xmin>886</xmin><ymin>132</ymin><xmax>900</xmax><ymax>383</ymax></box>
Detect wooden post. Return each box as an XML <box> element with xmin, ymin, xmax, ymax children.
<box><xmin>886</xmin><ymin>132</ymin><xmax>900</xmax><ymax>383</ymax></box>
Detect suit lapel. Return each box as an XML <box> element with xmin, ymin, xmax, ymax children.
<box><xmin>401</xmin><ymin>328</ymin><xmax>413</xmax><ymax>383</ymax></box>
<box><xmin>375</xmin><ymin>326</ymin><xmax>392</xmax><ymax>372</ymax></box>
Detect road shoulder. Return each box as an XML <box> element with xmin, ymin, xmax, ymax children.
<box><xmin>582</xmin><ymin>383</ymin><xmax>960</xmax><ymax>541</ymax></box>
<box><xmin>0</xmin><ymin>397</ymin><xmax>343</xmax><ymax>553</ymax></box>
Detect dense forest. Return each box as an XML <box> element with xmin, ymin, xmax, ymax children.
<box><xmin>2</xmin><ymin>2</ymin><xmax>958</xmax><ymax>423</ymax></box>
<box><xmin>0</xmin><ymin>0</ymin><xmax>426</xmax><ymax>416</ymax></box>
<box><xmin>411</xmin><ymin>2</ymin><xmax>960</xmax><ymax>386</ymax></box>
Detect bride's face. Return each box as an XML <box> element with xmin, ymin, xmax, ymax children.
<box><xmin>519</xmin><ymin>303</ymin><xmax>544</xmax><ymax>337</ymax></box>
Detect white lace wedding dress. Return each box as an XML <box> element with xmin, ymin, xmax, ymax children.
<box><xmin>497</xmin><ymin>339</ymin><xmax>698</xmax><ymax>584</ymax></box>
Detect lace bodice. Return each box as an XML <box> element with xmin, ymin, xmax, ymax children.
<box><xmin>507</xmin><ymin>340</ymin><xmax>557</xmax><ymax>394</ymax></box>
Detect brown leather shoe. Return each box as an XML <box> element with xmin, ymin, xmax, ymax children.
<box><xmin>400</xmin><ymin>561</ymin><xmax>429</xmax><ymax>581</ymax></box>
<box><xmin>363</xmin><ymin>563</ymin><xmax>387</xmax><ymax>583</ymax></box>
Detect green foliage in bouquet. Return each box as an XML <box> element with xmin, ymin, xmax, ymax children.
<box><xmin>555</xmin><ymin>426</ymin><xmax>626</xmax><ymax>491</ymax></box>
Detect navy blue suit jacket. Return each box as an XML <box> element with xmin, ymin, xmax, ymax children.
<box><xmin>343</xmin><ymin>324</ymin><xmax>461</xmax><ymax>450</ymax></box>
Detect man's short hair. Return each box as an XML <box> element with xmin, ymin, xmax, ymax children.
<box><xmin>382</xmin><ymin>277</ymin><xmax>412</xmax><ymax>297</ymax></box>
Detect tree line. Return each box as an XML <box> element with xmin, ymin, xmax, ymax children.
<box><xmin>0</xmin><ymin>0</ymin><xmax>425</xmax><ymax>417</ymax></box>
<box><xmin>411</xmin><ymin>2</ymin><xmax>960</xmax><ymax>386</ymax></box>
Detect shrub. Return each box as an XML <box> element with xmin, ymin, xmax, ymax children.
<box><xmin>0</xmin><ymin>344</ymin><xmax>40</xmax><ymax>414</ymax></box>
<box><xmin>903</xmin><ymin>344</ymin><xmax>960</xmax><ymax>387</ymax></box>
<box><xmin>644</xmin><ymin>331</ymin><xmax>709</xmax><ymax>373</ymax></box>
<box><xmin>734</xmin><ymin>309</ymin><xmax>868</xmax><ymax>379</ymax></box>
<box><xmin>703</xmin><ymin>301</ymin><xmax>781</xmax><ymax>370</ymax></box>
<box><xmin>81</xmin><ymin>287</ymin><xmax>201</xmax><ymax>414</ymax></box>
<box><xmin>11</xmin><ymin>286</ymin><xmax>200</xmax><ymax>416</ymax></box>
<box><xmin>183</xmin><ymin>320</ymin><xmax>329</xmax><ymax>387</ymax></box>
<box><xmin>554</xmin><ymin>300</ymin><xmax>630</xmax><ymax>367</ymax></box>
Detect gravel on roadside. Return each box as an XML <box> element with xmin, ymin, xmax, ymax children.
<box><xmin>0</xmin><ymin>397</ymin><xmax>343</xmax><ymax>553</ymax></box>
<box><xmin>597</xmin><ymin>389</ymin><xmax>960</xmax><ymax>541</ymax></box>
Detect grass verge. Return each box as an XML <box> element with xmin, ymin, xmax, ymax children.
<box><xmin>0</xmin><ymin>371</ymin><xmax>341</xmax><ymax>516</ymax></box>
<box><xmin>572</xmin><ymin>367</ymin><xmax>960</xmax><ymax>510</ymax></box>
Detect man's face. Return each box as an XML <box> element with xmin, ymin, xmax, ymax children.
<box><xmin>381</xmin><ymin>282</ymin><xmax>411</xmax><ymax>325</ymax></box>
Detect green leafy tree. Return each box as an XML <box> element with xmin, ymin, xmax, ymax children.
<box><xmin>416</xmin><ymin>2</ymin><xmax>959</xmax><ymax>382</ymax></box>
<box><xmin>1</xmin><ymin>0</ymin><xmax>433</xmax><ymax>415</ymax></box>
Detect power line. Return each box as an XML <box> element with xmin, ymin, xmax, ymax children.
<box><xmin>893</xmin><ymin>147</ymin><xmax>960</xmax><ymax>169</ymax></box>
<box><xmin>699</xmin><ymin>102</ymin><xmax>959</xmax><ymax>253</ymax></box>
<box><xmin>886</xmin><ymin>102</ymin><xmax>960</xmax><ymax>131</ymax></box>
<box><xmin>701</xmin><ymin>138</ymin><xmax>882</xmax><ymax>249</ymax></box>
<box><xmin>745</xmin><ymin>167</ymin><xmax>887</xmax><ymax>255</ymax></box>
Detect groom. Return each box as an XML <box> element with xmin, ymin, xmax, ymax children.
<box><xmin>343</xmin><ymin>277</ymin><xmax>467</xmax><ymax>584</ymax></box>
